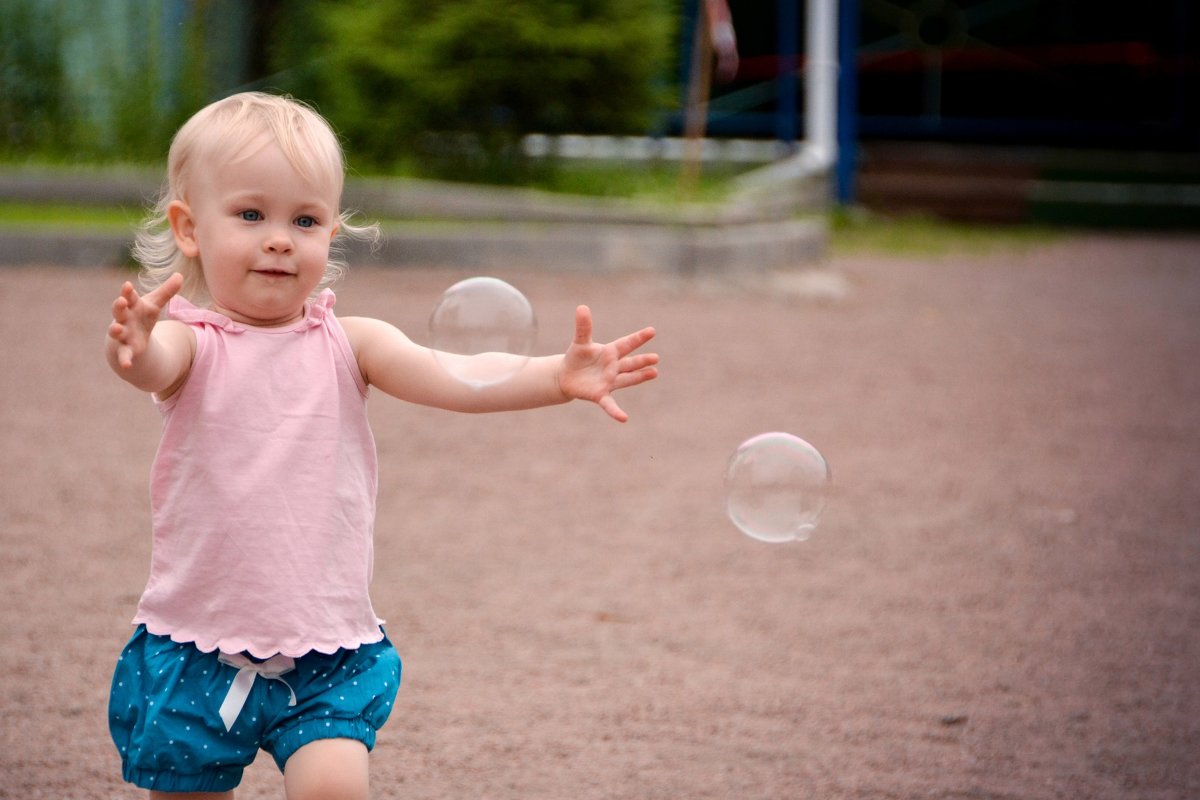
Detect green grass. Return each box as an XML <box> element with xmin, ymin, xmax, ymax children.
<box><xmin>0</xmin><ymin>201</ymin><xmax>142</xmax><ymax>230</ymax></box>
<box><xmin>362</xmin><ymin>154</ymin><xmax>748</xmax><ymax>205</ymax></box>
<box><xmin>524</xmin><ymin>161</ymin><xmax>744</xmax><ymax>204</ymax></box>
<box><xmin>829</xmin><ymin>208</ymin><xmax>1062</xmax><ymax>257</ymax></box>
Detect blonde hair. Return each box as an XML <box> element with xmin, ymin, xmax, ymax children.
<box><xmin>134</xmin><ymin>92</ymin><xmax>377</xmax><ymax>300</ymax></box>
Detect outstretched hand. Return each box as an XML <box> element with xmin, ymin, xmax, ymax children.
<box><xmin>557</xmin><ymin>305</ymin><xmax>658</xmax><ymax>423</ymax></box>
<box><xmin>107</xmin><ymin>273</ymin><xmax>184</xmax><ymax>370</ymax></box>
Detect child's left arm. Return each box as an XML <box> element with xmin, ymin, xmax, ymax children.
<box><xmin>341</xmin><ymin>305</ymin><xmax>658</xmax><ymax>422</ymax></box>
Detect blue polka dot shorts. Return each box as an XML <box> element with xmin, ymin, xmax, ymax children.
<box><xmin>109</xmin><ymin>625</ymin><xmax>401</xmax><ymax>793</ymax></box>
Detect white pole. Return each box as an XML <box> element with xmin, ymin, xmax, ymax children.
<box><xmin>735</xmin><ymin>0</ymin><xmax>839</xmax><ymax>190</ymax></box>
<box><xmin>806</xmin><ymin>0</ymin><xmax>838</xmax><ymax>168</ymax></box>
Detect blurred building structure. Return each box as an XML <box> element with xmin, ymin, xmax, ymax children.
<box><xmin>675</xmin><ymin>0</ymin><xmax>1200</xmax><ymax>226</ymax></box>
<box><xmin>689</xmin><ymin>1</ymin><xmax>1195</xmax><ymax>149</ymax></box>
<box><xmin>4</xmin><ymin>0</ymin><xmax>1198</xmax><ymax>228</ymax></box>
<box><xmin>681</xmin><ymin>0</ymin><xmax>1195</xmax><ymax>225</ymax></box>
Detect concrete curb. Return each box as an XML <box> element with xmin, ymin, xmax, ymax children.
<box><xmin>0</xmin><ymin>168</ymin><xmax>828</xmax><ymax>271</ymax></box>
<box><xmin>0</xmin><ymin>230</ymin><xmax>135</xmax><ymax>268</ymax></box>
<box><xmin>0</xmin><ymin>217</ymin><xmax>827</xmax><ymax>273</ymax></box>
<box><xmin>362</xmin><ymin>219</ymin><xmax>826</xmax><ymax>273</ymax></box>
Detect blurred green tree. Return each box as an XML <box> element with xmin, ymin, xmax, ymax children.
<box><xmin>0</xmin><ymin>0</ymin><xmax>258</xmax><ymax>163</ymax></box>
<box><xmin>1</xmin><ymin>0</ymin><xmax>675</xmax><ymax>179</ymax></box>
<box><xmin>289</xmin><ymin>0</ymin><xmax>675</xmax><ymax>180</ymax></box>
<box><xmin>0</xmin><ymin>1</ymin><xmax>74</xmax><ymax>158</ymax></box>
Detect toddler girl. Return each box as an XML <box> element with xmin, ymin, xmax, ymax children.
<box><xmin>105</xmin><ymin>91</ymin><xmax>658</xmax><ymax>799</ymax></box>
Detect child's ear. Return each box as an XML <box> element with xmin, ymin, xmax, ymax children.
<box><xmin>166</xmin><ymin>200</ymin><xmax>200</xmax><ymax>258</ymax></box>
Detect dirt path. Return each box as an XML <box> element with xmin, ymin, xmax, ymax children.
<box><xmin>2</xmin><ymin>232</ymin><xmax>1198</xmax><ymax>798</ymax></box>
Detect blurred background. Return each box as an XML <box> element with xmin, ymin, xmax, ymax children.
<box><xmin>2</xmin><ymin>7</ymin><xmax>1199</xmax><ymax>796</ymax></box>
<box><xmin>1</xmin><ymin>0</ymin><xmax>1198</xmax><ymax>227</ymax></box>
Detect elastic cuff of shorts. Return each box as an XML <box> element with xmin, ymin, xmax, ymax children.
<box><xmin>269</xmin><ymin>716</ymin><xmax>378</xmax><ymax>772</ymax></box>
<box><xmin>123</xmin><ymin>763</ymin><xmax>243</xmax><ymax>794</ymax></box>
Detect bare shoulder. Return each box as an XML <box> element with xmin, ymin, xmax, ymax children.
<box><xmin>336</xmin><ymin>315</ymin><xmax>372</xmax><ymax>342</ymax></box>
<box><xmin>338</xmin><ymin>315</ymin><xmax>384</xmax><ymax>352</ymax></box>
<box><xmin>338</xmin><ymin>315</ymin><xmax>429</xmax><ymax>396</ymax></box>
<box><xmin>339</xmin><ymin>316</ymin><xmax>412</xmax><ymax>348</ymax></box>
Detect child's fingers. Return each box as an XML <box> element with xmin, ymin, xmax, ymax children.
<box><xmin>146</xmin><ymin>272</ymin><xmax>184</xmax><ymax>306</ymax></box>
<box><xmin>115</xmin><ymin>342</ymin><xmax>134</xmax><ymax>369</ymax></box>
<box><xmin>573</xmin><ymin>305</ymin><xmax>594</xmax><ymax>346</ymax></box>
<box><xmin>112</xmin><ymin>293</ymin><xmax>131</xmax><ymax>321</ymax></box>
<box><xmin>612</xmin><ymin>326</ymin><xmax>656</xmax><ymax>356</ymax></box>
<box><xmin>614</xmin><ymin>365</ymin><xmax>658</xmax><ymax>391</ymax></box>
<box><xmin>108</xmin><ymin>322</ymin><xmax>136</xmax><ymax>368</ymax></box>
<box><xmin>598</xmin><ymin>394</ymin><xmax>628</xmax><ymax>423</ymax></box>
<box><xmin>619</xmin><ymin>352</ymin><xmax>659</xmax><ymax>373</ymax></box>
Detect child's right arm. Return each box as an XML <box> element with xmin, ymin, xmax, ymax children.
<box><xmin>341</xmin><ymin>305</ymin><xmax>657</xmax><ymax>422</ymax></box>
<box><xmin>105</xmin><ymin>273</ymin><xmax>195</xmax><ymax>398</ymax></box>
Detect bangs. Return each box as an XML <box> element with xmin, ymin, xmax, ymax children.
<box><xmin>169</xmin><ymin>92</ymin><xmax>345</xmax><ymax>202</ymax></box>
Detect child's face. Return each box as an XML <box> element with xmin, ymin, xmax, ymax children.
<box><xmin>171</xmin><ymin>138</ymin><xmax>339</xmax><ymax>327</ymax></box>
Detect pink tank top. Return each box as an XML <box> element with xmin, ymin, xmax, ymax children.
<box><xmin>133</xmin><ymin>289</ymin><xmax>385</xmax><ymax>658</ymax></box>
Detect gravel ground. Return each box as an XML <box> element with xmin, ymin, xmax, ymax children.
<box><xmin>2</xmin><ymin>231</ymin><xmax>1198</xmax><ymax>799</ymax></box>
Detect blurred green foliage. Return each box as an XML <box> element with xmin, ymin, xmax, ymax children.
<box><xmin>0</xmin><ymin>1</ymin><xmax>74</xmax><ymax>159</ymax></box>
<box><xmin>0</xmin><ymin>0</ymin><xmax>246</xmax><ymax>163</ymax></box>
<box><xmin>288</xmin><ymin>0</ymin><xmax>676</xmax><ymax>181</ymax></box>
<box><xmin>2</xmin><ymin>0</ymin><xmax>677</xmax><ymax>184</ymax></box>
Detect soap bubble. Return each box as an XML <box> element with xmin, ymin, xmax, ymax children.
<box><xmin>724</xmin><ymin>432</ymin><xmax>831</xmax><ymax>543</ymax></box>
<box><xmin>429</xmin><ymin>277</ymin><xmax>538</xmax><ymax>388</ymax></box>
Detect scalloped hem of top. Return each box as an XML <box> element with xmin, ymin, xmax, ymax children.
<box><xmin>133</xmin><ymin>619</ymin><xmax>387</xmax><ymax>660</ymax></box>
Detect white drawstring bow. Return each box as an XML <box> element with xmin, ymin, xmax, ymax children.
<box><xmin>216</xmin><ymin>652</ymin><xmax>298</xmax><ymax>731</ymax></box>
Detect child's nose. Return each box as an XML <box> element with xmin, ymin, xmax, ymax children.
<box><xmin>263</xmin><ymin>229</ymin><xmax>294</xmax><ymax>254</ymax></box>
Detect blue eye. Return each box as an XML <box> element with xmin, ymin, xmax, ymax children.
<box><xmin>239</xmin><ymin>209</ymin><xmax>262</xmax><ymax>222</ymax></box>
<box><xmin>296</xmin><ymin>216</ymin><xmax>317</xmax><ymax>229</ymax></box>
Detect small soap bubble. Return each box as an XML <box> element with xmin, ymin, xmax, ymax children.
<box><xmin>724</xmin><ymin>432</ymin><xmax>831</xmax><ymax>543</ymax></box>
<box><xmin>429</xmin><ymin>277</ymin><xmax>538</xmax><ymax>388</ymax></box>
